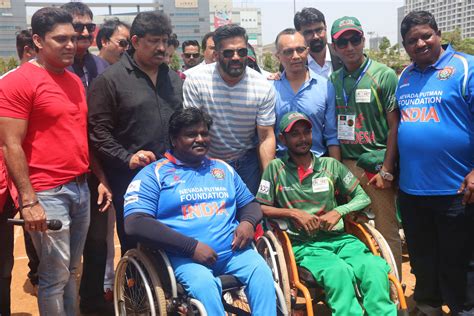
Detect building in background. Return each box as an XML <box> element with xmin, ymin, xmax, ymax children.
<box><xmin>0</xmin><ymin>0</ymin><xmax>27</xmax><ymax>58</ymax></box>
<box><xmin>397</xmin><ymin>5</ymin><xmax>405</xmax><ymax>46</ymax></box>
<box><xmin>369</xmin><ymin>36</ymin><xmax>384</xmax><ymax>51</ymax></box>
<box><xmin>401</xmin><ymin>0</ymin><xmax>474</xmax><ymax>40</ymax></box>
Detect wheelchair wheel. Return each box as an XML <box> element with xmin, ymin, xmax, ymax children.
<box><xmin>114</xmin><ymin>248</ymin><xmax>167</xmax><ymax>316</ymax></box>
<box><xmin>256</xmin><ymin>231</ymin><xmax>291</xmax><ymax>311</ymax></box>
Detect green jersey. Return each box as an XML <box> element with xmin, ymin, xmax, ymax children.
<box><xmin>256</xmin><ymin>153</ymin><xmax>371</xmax><ymax>241</ymax></box>
<box><xmin>330</xmin><ymin>57</ymin><xmax>398</xmax><ymax>159</ymax></box>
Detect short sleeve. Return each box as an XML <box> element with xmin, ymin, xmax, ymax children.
<box><xmin>380</xmin><ymin>68</ymin><xmax>399</xmax><ymax>113</ymax></box>
<box><xmin>256</xmin><ymin>160</ymin><xmax>278</xmax><ymax>206</ymax></box>
<box><xmin>0</xmin><ymin>70</ymin><xmax>34</xmax><ymax>119</ymax></box>
<box><xmin>123</xmin><ymin>163</ymin><xmax>161</xmax><ymax>218</ymax></box>
<box><xmin>256</xmin><ymin>83</ymin><xmax>276</xmax><ymax>126</ymax></box>
<box><xmin>230</xmin><ymin>163</ymin><xmax>255</xmax><ymax>209</ymax></box>
<box><xmin>183</xmin><ymin>75</ymin><xmax>202</xmax><ymax>109</ymax></box>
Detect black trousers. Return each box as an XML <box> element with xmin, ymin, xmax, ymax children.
<box><xmin>399</xmin><ymin>190</ymin><xmax>474</xmax><ymax>315</ymax></box>
<box><xmin>79</xmin><ymin>175</ymin><xmax>109</xmax><ymax>307</ymax></box>
<box><xmin>105</xmin><ymin>168</ymin><xmax>138</xmax><ymax>256</ymax></box>
<box><xmin>0</xmin><ymin>195</ymin><xmax>15</xmax><ymax>316</ymax></box>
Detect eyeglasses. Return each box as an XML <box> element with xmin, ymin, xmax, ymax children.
<box><xmin>302</xmin><ymin>27</ymin><xmax>326</xmax><ymax>37</ymax></box>
<box><xmin>280</xmin><ymin>46</ymin><xmax>308</xmax><ymax>57</ymax></box>
<box><xmin>335</xmin><ymin>35</ymin><xmax>363</xmax><ymax>49</ymax></box>
<box><xmin>116</xmin><ymin>39</ymin><xmax>129</xmax><ymax>48</ymax></box>
<box><xmin>184</xmin><ymin>53</ymin><xmax>200</xmax><ymax>59</ymax></box>
<box><xmin>221</xmin><ymin>48</ymin><xmax>248</xmax><ymax>58</ymax></box>
<box><xmin>72</xmin><ymin>23</ymin><xmax>96</xmax><ymax>33</ymax></box>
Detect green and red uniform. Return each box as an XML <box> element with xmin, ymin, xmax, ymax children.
<box><xmin>257</xmin><ymin>153</ymin><xmax>396</xmax><ymax>316</ymax></box>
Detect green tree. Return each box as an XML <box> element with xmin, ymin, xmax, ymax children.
<box><xmin>378</xmin><ymin>37</ymin><xmax>391</xmax><ymax>54</ymax></box>
<box><xmin>0</xmin><ymin>57</ymin><xmax>18</xmax><ymax>76</ymax></box>
<box><xmin>442</xmin><ymin>28</ymin><xmax>474</xmax><ymax>55</ymax></box>
<box><xmin>262</xmin><ymin>52</ymin><xmax>279</xmax><ymax>73</ymax></box>
<box><xmin>169</xmin><ymin>53</ymin><xmax>181</xmax><ymax>71</ymax></box>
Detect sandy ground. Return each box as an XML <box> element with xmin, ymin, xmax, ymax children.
<box><xmin>10</xmin><ymin>224</ymin><xmax>449</xmax><ymax>315</ymax></box>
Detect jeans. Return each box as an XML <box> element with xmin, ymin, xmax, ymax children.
<box><xmin>226</xmin><ymin>148</ymin><xmax>260</xmax><ymax>195</ymax></box>
<box><xmin>170</xmin><ymin>247</ymin><xmax>276</xmax><ymax>315</ymax></box>
<box><xmin>104</xmin><ymin>206</ymin><xmax>116</xmax><ymax>291</ymax></box>
<box><xmin>399</xmin><ymin>191</ymin><xmax>474</xmax><ymax>315</ymax></box>
<box><xmin>29</xmin><ymin>181</ymin><xmax>90</xmax><ymax>316</ymax></box>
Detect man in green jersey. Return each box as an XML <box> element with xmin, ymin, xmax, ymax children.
<box><xmin>256</xmin><ymin>111</ymin><xmax>396</xmax><ymax>316</ymax></box>
<box><xmin>329</xmin><ymin>16</ymin><xmax>402</xmax><ymax>275</ymax></box>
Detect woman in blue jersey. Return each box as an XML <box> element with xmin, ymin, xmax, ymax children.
<box><xmin>123</xmin><ymin>107</ymin><xmax>276</xmax><ymax>315</ymax></box>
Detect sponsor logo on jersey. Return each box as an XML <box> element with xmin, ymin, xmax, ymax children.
<box><xmin>401</xmin><ymin>106</ymin><xmax>440</xmax><ymax>123</ymax></box>
<box><xmin>126</xmin><ymin>180</ymin><xmax>141</xmax><ymax>193</ymax></box>
<box><xmin>211</xmin><ymin>168</ymin><xmax>225</xmax><ymax>180</ymax></box>
<box><xmin>258</xmin><ymin>180</ymin><xmax>271</xmax><ymax>195</ymax></box>
<box><xmin>124</xmin><ymin>195</ymin><xmax>139</xmax><ymax>206</ymax></box>
<box><xmin>437</xmin><ymin>66</ymin><xmax>455</xmax><ymax>80</ymax></box>
<box><xmin>343</xmin><ymin>172</ymin><xmax>354</xmax><ymax>185</ymax></box>
<box><xmin>181</xmin><ymin>201</ymin><xmax>229</xmax><ymax>219</ymax></box>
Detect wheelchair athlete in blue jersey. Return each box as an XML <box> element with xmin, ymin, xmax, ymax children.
<box><xmin>123</xmin><ymin>107</ymin><xmax>276</xmax><ymax>315</ymax></box>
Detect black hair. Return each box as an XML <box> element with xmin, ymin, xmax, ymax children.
<box><xmin>31</xmin><ymin>7</ymin><xmax>73</xmax><ymax>39</ymax></box>
<box><xmin>201</xmin><ymin>31</ymin><xmax>215</xmax><ymax>51</ymax></box>
<box><xmin>16</xmin><ymin>29</ymin><xmax>34</xmax><ymax>59</ymax></box>
<box><xmin>294</xmin><ymin>7</ymin><xmax>326</xmax><ymax>31</ymax></box>
<box><xmin>96</xmin><ymin>18</ymin><xmax>130</xmax><ymax>50</ymax></box>
<box><xmin>130</xmin><ymin>11</ymin><xmax>172</xmax><ymax>38</ymax></box>
<box><xmin>275</xmin><ymin>28</ymin><xmax>297</xmax><ymax>48</ymax></box>
<box><xmin>60</xmin><ymin>2</ymin><xmax>93</xmax><ymax>19</ymax></box>
<box><xmin>169</xmin><ymin>108</ymin><xmax>213</xmax><ymax>142</ymax></box>
<box><xmin>168</xmin><ymin>33</ymin><xmax>179</xmax><ymax>49</ymax></box>
<box><xmin>401</xmin><ymin>10</ymin><xmax>439</xmax><ymax>41</ymax></box>
<box><xmin>182</xmin><ymin>40</ymin><xmax>200</xmax><ymax>52</ymax></box>
<box><xmin>213</xmin><ymin>24</ymin><xmax>248</xmax><ymax>51</ymax></box>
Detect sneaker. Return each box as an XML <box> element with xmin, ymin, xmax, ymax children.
<box><xmin>104</xmin><ymin>288</ymin><xmax>113</xmax><ymax>303</ymax></box>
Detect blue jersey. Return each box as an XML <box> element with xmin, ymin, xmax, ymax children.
<box><xmin>123</xmin><ymin>151</ymin><xmax>255</xmax><ymax>255</ymax></box>
<box><xmin>396</xmin><ymin>45</ymin><xmax>474</xmax><ymax>195</ymax></box>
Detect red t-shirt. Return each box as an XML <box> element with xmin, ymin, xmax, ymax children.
<box><xmin>0</xmin><ymin>62</ymin><xmax>89</xmax><ymax>192</ymax></box>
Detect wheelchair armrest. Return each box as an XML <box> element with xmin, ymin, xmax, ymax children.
<box><xmin>266</xmin><ymin>218</ymin><xmax>289</xmax><ymax>231</ymax></box>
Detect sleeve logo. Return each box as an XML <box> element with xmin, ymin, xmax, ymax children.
<box><xmin>126</xmin><ymin>180</ymin><xmax>141</xmax><ymax>193</ymax></box>
<box><xmin>437</xmin><ymin>66</ymin><xmax>455</xmax><ymax>80</ymax></box>
<box><xmin>258</xmin><ymin>179</ymin><xmax>271</xmax><ymax>195</ymax></box>
<box><xmin>343</xmin><ymin>172</ymin><xmax>354</xmax><ymax>185</ymax></box>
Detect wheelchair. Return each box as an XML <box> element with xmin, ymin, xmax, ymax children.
<box><xmin>256</xmin><ymin>215</ymin><xmax>409</xmax><ymax>316</ymax></box>
<box><xmin>114</xmin><ymin>243</ymin><xmax>289</xmax><ymax>315</ymax></box>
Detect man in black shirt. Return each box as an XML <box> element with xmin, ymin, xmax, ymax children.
<box><xmin>88</xmin><ymin>11</ymin><xmax>183</xmax><ymax>254</ymax></box>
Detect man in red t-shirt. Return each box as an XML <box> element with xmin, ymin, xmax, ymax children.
<box><xmin>0</xmin><ymin>7</ymin><xmax>109</xmax><ymax>316</ymax></box>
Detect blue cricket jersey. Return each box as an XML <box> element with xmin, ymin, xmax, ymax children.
<box><xmin>396</xmin><ymin>45</ymin><xmax>474</xmax><ymax>195</ymax></box>
<box><xmin>123</xmin><ymin>151</ymin><xmax>255</xmax><ymax>255</ymax></box>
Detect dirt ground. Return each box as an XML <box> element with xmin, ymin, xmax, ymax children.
<box><xmin>9</xmin><ymin>225</ymin><xmax>450</xmax><ymax>315</ymax></box>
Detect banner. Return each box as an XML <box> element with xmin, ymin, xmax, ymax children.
<box><xmin>175</xmin><ymin>0</ymin><xmax>198</xmax><ymax>8</ymax></box>
<box><xmin>0</xmin><ymin>0</ymin><xmax>11</xmax><ymax>9</ymax></box>
<box><xmin>214</xmin><ymin>10</ymin><xmax>231</xmax><ymax>28</ymax></box>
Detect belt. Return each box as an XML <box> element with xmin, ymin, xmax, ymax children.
<box><xmin>70</xmin><ymin>173</ymin><xmax>88</xmax><ymax>183</ymax></box>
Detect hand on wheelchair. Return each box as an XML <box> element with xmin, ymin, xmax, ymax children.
<box><xmin>232</xmin><ymin>221</ymin><xmax>254</xmax><ymax>251</ymax></box>
<box><xmin>291</xmin><ymin>209</ymin><xmax>320</xmax><ymax>234</ymax></box>
<box><xmin>192</xmin><ymin>241</ymin><xmax>218</xmax><ymax>266</ymax></box>
<box><xmin>318</xmin><ymin>210</ymin><xmax>341</xmax><ymax>231</ymax></box>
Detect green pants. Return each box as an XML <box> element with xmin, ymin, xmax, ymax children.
<box><xmin>292</xmin><ymin>232</ymin><xmax>396</xmax><ymax>316</ymax></box>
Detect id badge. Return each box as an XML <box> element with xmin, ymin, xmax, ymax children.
<box><xmin>337</xmin><ymin>114</ymin><xmax>356</xmax><ymax>141</ymax></box>
<box><xmin>312</xmin><ymin>177</ymin><xmax>329</xmax><ymax>193</ymax></box>
<box><xmin>355</xmin><ymin>89</ymin><xmax>371</xmax><ymax>103</ymax></box>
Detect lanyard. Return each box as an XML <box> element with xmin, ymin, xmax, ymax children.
<box><xmin>341</xmin><ymin>59</ymin><xmax>372</xmax><ymax>107</ymax></box>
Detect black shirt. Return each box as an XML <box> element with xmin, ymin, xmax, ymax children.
<box><xmin>88</xmin><ymin>52</ymin><xmax>183</xmax><ymax>171</ymax></box>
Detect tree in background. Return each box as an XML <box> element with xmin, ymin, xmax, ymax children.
<box><xmin>366</xmin><ymin>36</ymin><xmax>410</xmax><ymax>74</ymax></box>
<box><xmin>262</xmin><ymin>52</ymin><xmax>279</xmax><ymax>73</ymax></box>
<box><xmin>442</xmin><ymin>28</ymin><xmax>474</xmax><ymax>55</ymax></box>
<box><xmin>0</xmin><ymin>57</ymin><xmax>18</xmax><ymax>76</ymax></box>
<box><xmin>169</xmin><ymin>53</ymin><xmax>181</xmax><ymax>72</ymax></box>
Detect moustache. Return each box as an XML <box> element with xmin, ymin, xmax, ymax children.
<box><xmin>192</xmin><ymin>142</ymin><xmax>208</xmax><ymax>149</ymax></box>
<box><xmin>154</xmin><ymin>51</ymin><xmax>166</xmax><ymax>57</ymax></box>
<box><xmin>229</xmin><ymin>60</ymin><xmax>243</xmax><ymax>67</ymax></box>
<box><xmin>310</xmin><ymin>39</ymin><xmax>325</xmax><ymax>53</ymax></box>
<box><xmin>77</xmin><ymin>35</ymin><xmax>93</xmax><ymax>41</ymax></box>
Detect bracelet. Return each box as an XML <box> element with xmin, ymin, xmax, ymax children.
<box><xmin>21</xmin><ymin>200</ymin><xmax>39</xmax><ymax>210</ymax></box>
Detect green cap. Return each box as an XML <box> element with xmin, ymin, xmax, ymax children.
<box><xmin>279</xmin><ymin>112</ymin><xmax>312</xmax><ymax>133</ymax></box>
<box><xmin>331</xmin><ymin>16</ymin><xmax>363</xmax><ymax>40</ymax></box>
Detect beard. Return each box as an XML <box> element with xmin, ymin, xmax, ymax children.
<box><xmin>309</xmin><ymin>38</ymin><xmax>325</xmax><ymax>53</ymax></box>
<box><xmin>219</xmin><ymin>57</ymin><xmax>248</xmax><ymax>78</ymax></box>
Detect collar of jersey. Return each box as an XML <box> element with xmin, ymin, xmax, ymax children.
<box><xmin>164</xmin><ymin>150</ymin><xmax>210</xmax><ymax>168</ymax></box>
<box><xmin>342</xmin><ymin>55</ymin><xmax>369</xmax><ymax>78</ymax></box>
<box><xmin>281</xmin><ymin>151</ymin><xmax>319</xmax><ymax>171</ymax></box>
<box><xmin>410</xmin><ymin>44</ymin><xmax>453</xmax><ymax>73</ymax></box>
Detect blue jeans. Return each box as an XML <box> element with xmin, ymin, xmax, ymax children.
<box><xmin>29</xmin><ymin>181</ymin><xmax>90</xmax><ymax>316</ymax></box>
<box><xmin>226</xmin><ymin>148</ymin><xmax>260</xmax><ymax>195</ymax></box>
<box><xmin>399</xmin><ymin>191</ymin><xmax>474</xmax><ymax>315</ymax></box>
<box><xmin>170</xmin><ymin>248</ymin><xmax>276</xmax><ymax>315</ymax></box>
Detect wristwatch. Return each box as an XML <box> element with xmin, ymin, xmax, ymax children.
<box><xmin>379</xmin><ymin>169</ymin><xmax>394</xmax><ymax>181</ymax></box>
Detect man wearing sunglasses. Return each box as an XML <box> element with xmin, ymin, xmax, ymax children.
<box><xmin>61</xmin><ymin>2</ymin><xmax>108</xmax><ymax>89</ymax></box>
<box><xmin>97</xmin><ymin>18</ymin><xmax>130</xmax><ymax>65</ymax></box>
<box><xmin>294</xmin><ymin>7</ymin><xmax>343</xmax><ymax>79</ymax></box>
<box><xmin>329</xmin><ymin>16</ymin><xmax>402</xmax><ymax>276</ymax></box>
<box><xmin>183</xmin><ymin>24</ymin><xmax>276</xmax><ymax>195</ymax></box>
<box><xmin>182</xmin><ymin>40</ymin><xmax>201</xmax><ymax>73</ymax></box>
<box><xmin>273</xmin><ymin>28</ymin><xmax>340</xmax><ymax>160</ymax></box>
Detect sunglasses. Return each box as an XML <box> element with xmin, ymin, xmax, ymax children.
<box><xmin>302</xmin><ymin>27</ymin><xmax>326</xmax><ymax>37</ymax></box>
<box><xmin>73</xmin><ymin>23</ymin><xmax>96</xmax><ymax>33</ymax></box>
<box><xmin>221</xmin><ymin>48</ymin><xmax>248</xmax><ymax>58</ymax></box>
<box><xmin>184</xmin><ymin>53</ymin><xmax>200</xmax><ymax>59</ymax></box>
<box><xmin>116</xmin><ymin>39</ymin><xmax>129</xmax><ymax>48</ymax></box>
<box><xmin>335</xmin><ymin>35</ymin><xmax>363</xmax><ymax>49</ymax></box>
<box><xmin>281</xmin><ymin>46</ymin><xmax>307</xmax><ymax>57</ymax></box>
